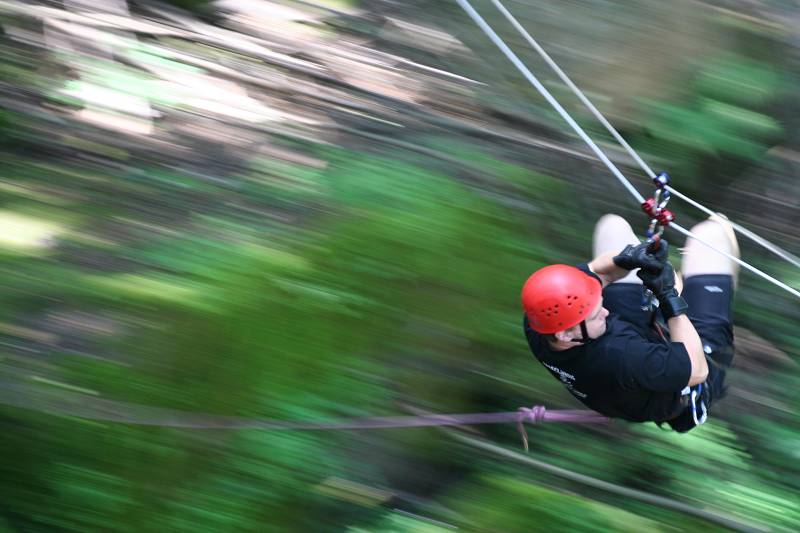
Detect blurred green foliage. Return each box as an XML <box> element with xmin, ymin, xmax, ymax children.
<box><xmin>444</xmin><ymin>475</ymin><xmax>662</xmax><ymax>532</ymax></box>
<box><xmin>0</xmin><ymin>0</ymin><xmax>798</xmax><ymax>532</ymax></box>
<box><xmin>162</xmin><ymin>0</ymin><xmax>213</xmax><ymax>11</ymax></box>
<box><xmin>638</xmin><ymin>57</ymin><xmax>786</xmax><ymax>190</ymax></box>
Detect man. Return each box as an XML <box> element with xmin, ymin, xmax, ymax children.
<box><xmin>522</xmin><ymin>214</ymin><xmax>738</xmax><ymax>432</ymax></box>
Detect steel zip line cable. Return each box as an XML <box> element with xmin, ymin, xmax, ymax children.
<box><xmin>669</xmin><ymin>221</ymin><xmax>800</xmax><ymax>301</ymax></box>
<box><xmin>455</xmin><ymin>0</ymin><xmax>800</xmax><ymax>300</ymax></box>
<box><xmin>490</xmin><ymin>0</ymin><xmax>800</xmax><ymax>271</ymax></box>
<box><xmin>668</xmin><ymin>190</ymin><xmax>800</xmax><ymax>269</ymax></box>
<box><xmin>454</xmin><ymin>0</ymin><xmax>644</xmax><ymax>204</ymax></box>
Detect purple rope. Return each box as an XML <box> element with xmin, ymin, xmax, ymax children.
<box><xmin>515</xmin><ymin>406</ymin><xmax>611</xmax><ymax>450</ymax></box>
<box><xmin>0</xmin><ymin>383</ymin><xmax>609</xmax><ymax>446</ymax></box>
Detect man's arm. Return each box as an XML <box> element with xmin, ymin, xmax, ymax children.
<box><xmin>635</xmin><ymin>243</ymin><xmax>708</xmax><ymax>387</ymax></box>
<box><xmin>588</xmin><ymin>251</ymin><xmax>632</xmax><ymax>287</ymax></box>
<box><xmin>592</xmin><ymin>239</ymin><xmax>708</xmax><ymax>387</ymax></box>
<box><xmin>666</xmin><ymin>315</ymin><xmax>708</xmax><ymax>386</ymax></box>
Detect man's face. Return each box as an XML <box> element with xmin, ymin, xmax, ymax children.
<box><xmin>581</xmin><ymin>298</ymin><xmax>609</xmax><ymax>339</ymax></box>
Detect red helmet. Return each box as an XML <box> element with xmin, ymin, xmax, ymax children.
<box><xmin>522</xmin><ymin>265</ymin><xmax>602</xmax><ymax>333</ymax></box>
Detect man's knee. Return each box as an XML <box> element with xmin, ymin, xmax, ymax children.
<box><xmin>593</xmin><ymin>214</ymin><xmax>639</xmax><ymax>255</ymax></box>
<box><xmin>593</xmin><ymin>215</ymin><xmax>641</xmax><ymax>285</ymax></box>
<box><xmin>682</xmin><ymin>216</ymin><xmax>739</xmax><ymax>283</ymax></box>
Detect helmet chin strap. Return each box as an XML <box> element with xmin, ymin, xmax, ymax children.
<box><xmin>570</xmin><ymin>321</ymin><xmax>590</xmax><ymax>344</ymax></box>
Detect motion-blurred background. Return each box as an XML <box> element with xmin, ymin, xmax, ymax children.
<box><xmin>1</xmin><ymin>0</ymin><xmax>798</xmax><ymax>531</ymax></box>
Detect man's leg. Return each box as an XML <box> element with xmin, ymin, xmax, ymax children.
<box><xmin>593</xmin><ymin>215</ymin><xmax>650</xmax><ymax>331</ymax></box>
<box><xmin>681</xmin><ymin>215</ymin><xmax>738</xmax><ymax>370</ymax></box>
<box><xmin>593</xmin><ymin>214</ymin><xmax>642</xmax><ymax>284</ymax></box>
<box><xmin>668</xmin><ymin>216</ymin><xmax>738</xmax><ymax>432</ymax></box>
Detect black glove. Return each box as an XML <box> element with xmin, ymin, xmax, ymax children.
<box><xmin>636</xmin><ymin>242</ymin><xmax>688</xmax><ymax>319</ymax></box>
<box><xmin>613</xmin><ymin>240</ymin><xmax>667</xmax><ymax>273</ymax></box>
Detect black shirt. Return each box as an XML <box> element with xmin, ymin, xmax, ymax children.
<box><xmin>523</xmin><ymin>265</ymin><xmax>692</xmax><ymax>422</ymax></box>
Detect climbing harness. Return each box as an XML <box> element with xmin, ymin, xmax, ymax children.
<box><xmin>456</xmin><ymin>0</ymin><xmax>800</xmax><ymax>301</ymax></box>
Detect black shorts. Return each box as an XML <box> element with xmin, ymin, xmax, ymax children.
<box><xmin>603</xmin><ymin>275</ymin><xmax>735</xmax><ymax>432</ymax></box>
